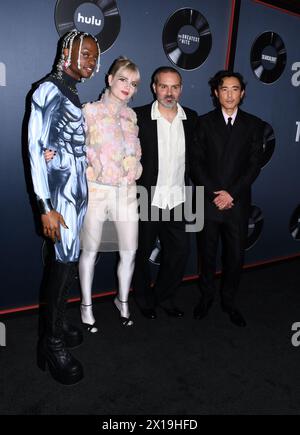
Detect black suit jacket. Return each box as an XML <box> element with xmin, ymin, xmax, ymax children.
<box><xmin>190</xmin><ymin>108</ymin><xmax>263</xmax><ymax>222</ymax></box>
<box><xmin>134</xmin><ymin>103</ymin><xmax>198</xmax><ymax>204</ymax></box>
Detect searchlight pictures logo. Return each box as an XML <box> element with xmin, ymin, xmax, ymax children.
<box><xmin>0</xmin><ymin>62</ymin><xmax>6</xmax><ymax>87</ymax></box>
<box><xmin>0</xmin><ymin>322</ymin><xmax>6</xmax><ymax>347</ymax></box>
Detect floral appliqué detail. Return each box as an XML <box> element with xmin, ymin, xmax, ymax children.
<box><xmin>83</xmin><ymin>91</ymin><xmax>142</xmax><ymax>186</ymax></box>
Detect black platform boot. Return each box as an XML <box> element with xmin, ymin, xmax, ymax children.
<box><xmin>37</xmin><ymin>260</ymin><xmax>84</xmax><ymax>385</ymax></box>
<box><xmin>62</xmin><ymin>320</ymin><xmax>83</xmax><ymax>349</ymax></box>
<box><xmin>61</xmin><ymin>262</ymin><xmax>83</xmax><ymax>349</ymax></box>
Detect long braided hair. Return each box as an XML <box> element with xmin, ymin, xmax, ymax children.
<box><xmin>56</xmin><ymin>30</ymin><xmax>101</xmax><ymax>81</ymax></box>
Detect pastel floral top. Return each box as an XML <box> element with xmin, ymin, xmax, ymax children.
<box><xmin>83</xmin><ymin>90</ymin><xmax>142</xmax><ymax>186</ymax></box>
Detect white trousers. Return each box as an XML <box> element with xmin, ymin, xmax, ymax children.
<box><xmin>79</xmin><ymin>183</ymin><xmax>138</xmax><ymax>307</ymax></box>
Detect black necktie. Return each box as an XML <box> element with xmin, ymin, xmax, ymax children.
<box><xmin>227</xmin><ymin>117</ymin><xmax>233</xmax><ymax>134</ymax></box>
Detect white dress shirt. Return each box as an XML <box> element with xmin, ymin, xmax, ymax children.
<box><xmin>222</xmin><ymin>108</ymin><xmax>238</xmax><ymax>125</ymax></box>
<box><xmin>151</xmin><ymin>101</ymin><xmax>186</xmax><ymax>210</ymax></box>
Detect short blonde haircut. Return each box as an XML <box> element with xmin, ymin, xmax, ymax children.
<box><xmin>108</xmin><ymin>56</ymin><xmax>140</xmax><ymax>82</ymax></box>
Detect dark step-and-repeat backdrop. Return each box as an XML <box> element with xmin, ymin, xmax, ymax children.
<box><xmin>0</xmin><ymin>0</ymin><xmax>299</xmax><ymax>312</ymax></box>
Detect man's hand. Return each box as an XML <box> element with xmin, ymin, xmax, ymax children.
<box><xmin>41</xmin><ymin>210</ymin><xmax>68</xmax><ymax>243</ymax></box>
<box><xmin>213</xmin><ymin>190</ymin><xmax>234</xmax><ymax>210</ymax></box>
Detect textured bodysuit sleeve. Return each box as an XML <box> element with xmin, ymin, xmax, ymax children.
<box><xmin>28</xmin><ymin>82</ymin><xmax>61</xmax><ymax>213</ymax></box>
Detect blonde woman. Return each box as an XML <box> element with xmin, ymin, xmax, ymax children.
<box><xmin>79</xmin><ymin>57</ymin><xmax>142</xmax><ymax>331</ymax></box>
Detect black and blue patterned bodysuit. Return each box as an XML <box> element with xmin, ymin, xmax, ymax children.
<box><xmin>28</xmin><ymin>73</ymin><xmax>88</xmax><ymax>263</ymax></box>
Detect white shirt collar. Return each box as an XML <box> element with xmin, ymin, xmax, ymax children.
<box><xmin>222</xmin><ymin>108</ymin><xmax>238</xmax><ymax>125</ymax></box>
<box><xmin>151</xmin><ymin>100</ymin><xmax>187</xmax><ymax>121</ymax></box>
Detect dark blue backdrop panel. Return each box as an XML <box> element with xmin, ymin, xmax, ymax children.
<box><xmin>233</xmin><ymin>1</ymin><xmax>300</xmax><ymax>263</ymax></box>
<box><xmin>0</xmin><ymin>1</ymin><xmax>59</xmax><ymax>310</ymax></box>
<box><xmin>87</xmin><ymin>0</ymin><xmax>233</xmax><ymax>296</ymax></box>
<box><xmin>79</xmin><ymin>0</ymin><xmax>232</xmax><ymax>111</ymax></box>
<box><xmin>0</xmin><ymin>0</ymin><xmax>232</xmax><ymax>310</ymax></box>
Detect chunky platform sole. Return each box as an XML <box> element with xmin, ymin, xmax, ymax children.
<box><xmin>37</xmin><ymin>352</ymin><xmax>84</xmax><ymax>385</ymax></box>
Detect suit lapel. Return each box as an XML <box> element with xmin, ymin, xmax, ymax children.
<box><xmin>137</xmin><ymin>104</ymin><xmax>158</xmax><ymax>177</ymax></box>
<box><xmin>212</xmin><ymin>109</ymin><xmax>229</xmax><ymax>144</ymax></box>
<box><xmin>211</xmin><ymin>108</ymin><xmax>247</xmax><ymax>149</ymax></box>
<box><xmin>207</xmin><ymin>109</ymin><xmax>229</xmax><ymax>164</ymax></box>
<box><xmin>143</xmin><ymin>106</ymin><xmax>159</xmax><ymax>177</ymax></box>
<box><xmin>226</xmin><ymin>109</ymin><xmax>247</xmax><ymax>149</ymax></box>
<box><xmin>220</xmin><ymin>110</ymin><xmax>249</xmax><ymax>178</ymax></box>
<box><xmin>182</xmin><ymin>117</ymin><xmax>191</xmax><ymax>181</ymax></box>
<box><xmin>182</xmin><ymin>118</ymin><xmax>189</xmax><ymax>145</ymax></box>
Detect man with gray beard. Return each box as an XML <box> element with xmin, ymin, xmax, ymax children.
<box><xmin>132</xmin><ymin>66</ymin><xmax>198</xmax><ymax>319</ymax></box>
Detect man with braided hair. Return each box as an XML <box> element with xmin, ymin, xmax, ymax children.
<box><xmin>28</xmin><ymin>30</ymin><xmax>100</xmax><ymax>384</ymax></box>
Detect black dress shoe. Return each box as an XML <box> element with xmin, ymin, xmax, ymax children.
<box><xmin>162</xmin><ymin>307</ymin><xmax>184</xmax><ymax>318</ymax></box>
<box><xmin>140</xmin><ymin>308</ymin><xmax>157</xmax><ymax>319</ymax></box>
<box><xmin>193</xmin><ymin>298</ymin><xmax>213</xmax><ymax>320</ymax></box>
<box><xmin>223</xmin><ymin>308</ymin><xmax>247</xmax><ymax>327</ymax></box>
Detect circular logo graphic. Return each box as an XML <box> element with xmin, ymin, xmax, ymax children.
<box><xmin>250</xmin><ymin>32</ymin><xmax>287</xmax><ymax>84</ymax></box>
<box><xmin>162</xmin><ymin>8</ymin><xmax>212</xmax><ymax>71</ymax></box>
<box><xmin>261</xmin><ymin>121</ymin><xmax>275</xmax><ymax>168</ymax></box>
<box><xmin>177</xmin><ymin>25</ymin><xmax>200</xmax><ymax>54</ymax></box>
<box><xmin>246</xmin><ymin>206</ymin><xmax>264</xmax><ymax>250</ymax></box>
<box><xmin>55</xmin><ymin>0</ymin><xmax>121</xmax><ymax>54</ymax></box>
<box><xmin>289</xmin><ymin>205</ymin><xmax>300</xmax><ymax>241</ymax></box>
<box><xmin>261</xmin><ymin>45</ymin><xmax>278</xmax><ymax>70</ymax></box>
<box><xmin>75</xmin><ymin>2</ymin><xmax>105</xmax><ymax>35</ymax></box>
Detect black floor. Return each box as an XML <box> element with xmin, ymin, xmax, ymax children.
<box><xmin>1</xmin><ymin>258</ymin><xmax>300</xmax><ymax>415</ymax></box>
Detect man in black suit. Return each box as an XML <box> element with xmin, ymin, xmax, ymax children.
<box><xmin>191</xmin><ymin>70</ymin><xmax>263</xmax><ymax>327</ymax></box>
<box><xmin>132</xmin><ymin>66</ymin><xmax>198</xmax><ymax>319</ymax></box>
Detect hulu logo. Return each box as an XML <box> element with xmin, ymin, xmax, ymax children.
<box><xmin>77</xmin><ymin>12</ymin><xmax>102</xmax><ymax>26</ymax></box>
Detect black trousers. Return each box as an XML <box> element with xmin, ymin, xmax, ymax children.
<box><xmin>133</xmin><ymin>205</ymin><xmax>189</xmax><ymax>310</ymax></box>
<box><xmin>198</xmin><ymin>218</ymin><xmax>248</xmax><ymax>309</ymax></box>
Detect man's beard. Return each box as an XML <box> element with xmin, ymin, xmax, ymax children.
<box><xmin>159</xmin><ymin>96</ymin><xmax>177</xmax><ymax>109</ymax></box>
